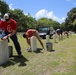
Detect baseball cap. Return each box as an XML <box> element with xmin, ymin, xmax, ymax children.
<box><xmin>3</xmin><ymin>13</ymin><xmax>10</xmax><ymax>21</ymax></box>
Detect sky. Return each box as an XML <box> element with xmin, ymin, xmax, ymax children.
<box><xmin>4</xmin><ymin>0</ymin><xmax>76</xmax><ymax>23</ymax></box>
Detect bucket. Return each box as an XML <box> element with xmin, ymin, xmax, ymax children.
<box><xmin>46</xmin><ymin>42</ymin><xmax>53</xmax><ymax>51</ymax></box>
<box><xmin>8</xmin><ymin>46</ymin><xmax>13</xmax><ymax>57</ymax></box>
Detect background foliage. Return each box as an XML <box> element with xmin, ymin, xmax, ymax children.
<box><xmin>0</xmin><ymin>0</ymin><xmax>76</xmax><ymax>32</ymax></box>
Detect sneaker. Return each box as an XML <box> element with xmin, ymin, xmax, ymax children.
<box><xmin>17</xmin><ymin>54</ymin><xmax>23</xmax><ymax>58</ymax></box>
<box><xmin>27</xmin><ymin>48</ymin><xmax>31</xmax><ymax>52</ymax></box>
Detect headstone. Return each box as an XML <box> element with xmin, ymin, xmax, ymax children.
<box><xmin>30</xmin><ymin>36</ymin><xmax>37</xmax><ymax>52</ymax></box>
<box><xmin>46</xmin><ymin>35</ymin><xmax>50</xmax><ymax>42</ymax></box>
<box><xmin>0</xmin><ymin>40</ymin><xmax>9</xmax><ymax>65</ymax></box>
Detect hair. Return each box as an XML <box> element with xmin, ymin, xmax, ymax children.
<box><xmin>23</xmin><ymin>34</ymin><xmax>26</xmax><ymax>38</ymax></box>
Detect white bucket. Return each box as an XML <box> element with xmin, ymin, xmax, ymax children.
<box><xmin>30</xmin><ymin>36</ymin><xmax>37</xmax><ymax>52</ymax></box>
<box><xmin>46</xmin><ymin>42</ymin><xmax>53</xmax><ymax>51</ymax></box>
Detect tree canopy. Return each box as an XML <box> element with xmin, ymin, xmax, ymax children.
<box><xmin>0</xmin><ymin>0</ymin><xmax>9</xmax><ymax>17</ymax></box>
<box><xmin>65</xmin><ymin>7</ymin><xmax>76</xmax><ymax>32</ymax></box>
<box><xmin>0</xmin><ymin>0</ymin><xmax>76</xmax><ymax>32</ymax></box>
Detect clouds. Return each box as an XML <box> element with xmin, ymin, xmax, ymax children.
<box><xmin>9</xmin><ymin>3</ymin><xmax>14</xmax><ymax>10</ymax></box>
<box><xmin>9</xmin><ymin>4</ymin><xmax>65</xmax><ymax>23</ymax></box>
<box><xmin>66</xmin><ymin>0</ymin><xmax>71</xmax><ymax>1</ymax></box>
<box><xmin>35</xmin><ymin>9</ymin><xmax>66</xmax><ymax>23</ymax></box>
<box><xmin>66</xmin><ymin>0</ymin><xmax>76</xmax><ymax>5</ymax></box>
<box><xmin>73</xmin><ymin>2</ymin><xmax>76</xmax><ymax>5</ymax></box>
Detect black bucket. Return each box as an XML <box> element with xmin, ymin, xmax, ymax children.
<box><xmin>8</xmin><ymin>46</ymin><xmax>13</xmax><ymax>57</ymax></box>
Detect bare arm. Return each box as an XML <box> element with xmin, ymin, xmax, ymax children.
<box><xmin>36</xmin><ymin>31</ymin><xmax>44</xmax><ymax>49</ymax></box>
<box><xmin>26</xmin><ymin>37</ymin><xmax>31</xmax><ymax>46</ymax></box>
<box><xmin>2</xmin><ymin>30</ymin><xmax>16</xmax><ymax>40</ymax></box>
<box><xmin>7</xmin><ymin>30</ymin><xmax>16</xmax><ymax>37</ymax></box>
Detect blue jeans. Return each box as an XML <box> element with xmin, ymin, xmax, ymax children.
<box><xmin>2</xmin><ymin>31</ymin><xmax>22</xmax><ymax>55</ymax></box>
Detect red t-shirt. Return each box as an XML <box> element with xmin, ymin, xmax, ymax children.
<box><xmin>0</xmin><ymin>19</ymin><xmax>17</xmax><ymax>33</ymax></box>
<box><xmin>26</xmin><ymin>29</ymin><xmax>35</xmax><ymax>37</ymax></box>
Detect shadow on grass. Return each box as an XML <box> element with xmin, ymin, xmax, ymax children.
<box><xmin>1</xmin><ymin>55</ymin><xmax>28</xmax><ymax>68</ymax></box>
<box><xmin>27</xmin><ymin>48</ymin><xmax>43</xmax><ymax>53</ymax></box>
<box><xmin>35</xmin><ymin>48</ymin><xmax>44</xmax><ymax>53</ymax></box>
<box><xmin>55</xmin><ymin>42</ymin><xmax>58</xmax><ymax>43</ymax></box>
<box><xmin>47</xmin><ymin>50</ymin><xmax>55</xmax><ymax>52</ymax></box>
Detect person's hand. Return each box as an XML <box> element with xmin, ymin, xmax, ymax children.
<box><xmin>2</xmin><ymin>36</ymin><xmax>8</xmax><ymax>40</ymax></box>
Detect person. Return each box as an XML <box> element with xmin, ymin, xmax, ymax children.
<box><xmin>23</xmin><ymin>29</ymin><xmax>45</xmax><ymax>51</ymax></box>
<box><xmin>0</xmin><ymin>13</ymin><xmax>22</xmax><ymax>57</ymax></box>
<box><xmin>56</xmin><ymin>29</ymin><xmax>63</xmax><ymax>40</ymax></box>
<box><xmin>64</xmin><ymin>31</ymin><xmax>69</xmax><ymax>38</ymax></box>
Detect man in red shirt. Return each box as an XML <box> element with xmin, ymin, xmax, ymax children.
<box><xmin>0</xmin><ymin>13</ymin><xmax>22</xmax><ymax>57</ymax></box>
<box><xmin>23</xmin><ymin>29</ymin><xmax>45</xmax><ymax>51</ymax></box>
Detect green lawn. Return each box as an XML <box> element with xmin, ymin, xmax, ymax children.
<box><xmin>0</xmin><ymin>34</ymin><xmax>76</xmax><ymax>75</ymax></box>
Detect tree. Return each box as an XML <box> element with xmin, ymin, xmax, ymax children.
<box><xmin>65</xmin><ymin>7</ymin><xmax>76</xmax><ymax>32</ymax></box>
<box><xmin>25</xmin><ymin>13</ymin><xmax>37</xmax><ymax>29</ymax></box>
<box><xmin>9</xmin><ymin>9</ymin><xmax>37</xmax><ymax>32</ymax></box>
<box><xmin>36</xmin><ymin>17</ymin><xmax>60</xmax><ymax>30</ymax></box>
<box><xmin>60</xmin><ymin>22</ymin><xmax>66</xmax><ymax>31</ymax></box>
<box><xmin>0</xmin><ymin>0</ymin><xmax>9</xmax><ymax>17</ymax></box>
<box><xmin>9</xmin><ymin>9</ymin><xmax>27</xmax><ymax>32</ymax></box>
<box><xmin>50</xmin><ymin>20</ymin><xmax>60</xmax><ymax>30</ymax></box>
<box><xmin>37</xmin><ymin>18</ymin><xmax>52</xmax><ymax>27</ymax></box>
<box><xmin>72</xmin><ymin>19</ymin><xmax>76</xmax><ymax>32</ymax></box>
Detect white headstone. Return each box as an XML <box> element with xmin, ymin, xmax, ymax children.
<box><xmin>46</xmin><ymin>35</ymin><xmax>50</xmax><ymax>42</ymax></box>
<box><xmin>0</xmin><ymin>40</ymin><xmax>9</xmax><ymax>65</ymax></box>
<box><xmin>30</xmin><ymin>36</ymin><xmax>37</xmax><ymax>52</ymax></box>
<box><xmin>53</xmin><ymin>34</ymin><xmax>56</xmax><ymax>42</ymax></box>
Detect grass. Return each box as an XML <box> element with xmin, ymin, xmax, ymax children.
<box><xmin>0</xmin><ymin>34</ymin><xmax>76</xmax><ymax>75</ymax></box>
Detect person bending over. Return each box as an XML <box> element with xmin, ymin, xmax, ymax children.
<box><xmin>56</xmin><ymin>29</ymin><xmax>63</xmax><ymax>40</ymax></box>
<box><xmin>23</xmin><ymin>29</ymin><xmax>45</xmax><ymax>51</ymax></box>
